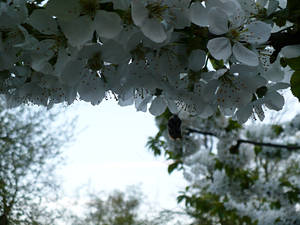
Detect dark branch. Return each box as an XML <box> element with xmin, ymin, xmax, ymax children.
<box><xmin>186</xmin><ymin>128</ymin><xmax>300</xmax><ymax>150</ymax></box>
<box><xmin>267</xmin><ymin>27</ymin><xmax>300</xmax><ymax>62</ymax></box>
<box><xmin>236</xmin><ymin>139</ymin><xmax>300</xmax><ymax>150</ymax></box>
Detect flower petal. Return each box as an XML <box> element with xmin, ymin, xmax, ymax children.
<box><xmin>236</xmin><ymin>104</ymin><xmax>253</xmax><ymax>123</ymax></box>
<box><xmin>94</xmin><ymin>10</ymin><xmax>122</xmax><ymax>39</ymax></box>
<box><xmin>240</xmin><ymin>21</ymin><xmax>272</xmax><ymax>45</ymax></box>
<box><xmin>207</xmin><ymin>37</ymin><xmax>231</xmax><ymax>61</ymax></box>
<box><xmin>60</xmin><ymin>60</ymin><xmax>85</xmax><ymax>86</ymax></box>
<box><xmin>149</xmin><ymin>96</ymin><xmax>167</xmax><ymax>116</ymax></box>
<box><xmin>232</xmin><ymin>42</ymin><xmax>258</xmax><ymax>66</ymax></box>
<box><xmin>188</xmin><ymin>49</ymin><xmax>206</xmax><ymax>72</ymax></box>
<box><xmin>263</xmin><ymin>57</ymin><xmax>284</xmax><ymax>82</ymax></box>
<box><xmin>141</xmin><ymin>18</ymin><xmax>167</xmax><ymax>43</ymax></box>
<box><xmin>189</xmin><ymin>2</ymin><xmax>209</xmax><ymax>26</ymax></box>
<box><xmin>59</xmin><ymin>15</ymin><xmax>94</xmax><ymax>47</ymax></box>
<box><xmin>27</xmin><ymin>9</ymin><xmax>58</xmax><ymax>35</ymax></box>
<box><xmin>267</xmin><ymin>0</ymin><xmax>279</xmax><ymax>16</ymax></box>
<box><xmin>280</xmin><ymin>45</ymin><xmax>300</xmax><ymax>58</ymax></box>
<box><xmin>131</xmin><ymin>0</ymin><xmax>148</xmax><ymax>26</ymax></box>
<box><xmin>45</xmin><ymin>0</ymin><xmax>80</xmax><ymax>21</ymax></box>
<box><xmin>208</xmin><ymin>7</ymin><xmax>229</xmax><ymax>35</ymax></box>
<box><xmin>264</xmin><ymin>91</ymin><xmax>284</xmax><ymax>111</ymax></box>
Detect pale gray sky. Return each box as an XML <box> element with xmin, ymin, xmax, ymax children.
<box><xmin>59</xmin><ymin>100</ymin><xmax>187</xmax><ymax>211</ymax></box>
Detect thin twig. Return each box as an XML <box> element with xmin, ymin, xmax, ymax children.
<box><xmin>187</xmin><ymin>128</ymin><xmax>300</xmax><ymax>150</ymax></box>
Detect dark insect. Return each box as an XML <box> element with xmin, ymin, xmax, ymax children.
<box><xmin>168</xmin><ymin>115</ymin><xmax>182</xmax><ymax>140</ymax></box>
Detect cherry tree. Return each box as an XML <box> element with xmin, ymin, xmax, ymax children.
<box><xmin>147</xmin><ymin>109</ymin><xmax>300</xmax><ymax>225</ymax></box>
<box><xmin>0</xmin><ymin>0</ymin><xmax>299</xmax><ymax>123</ymax></box>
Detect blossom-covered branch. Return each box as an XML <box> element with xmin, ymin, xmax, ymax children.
<box><xmin>0</xmin><ymin>0</ymin><xmax>299</xmax><ymax>123</ymax></box>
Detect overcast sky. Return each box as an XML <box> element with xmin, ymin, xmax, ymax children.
<box><xmin>59</xmin><ymin>100</ymin><xmax>187</xmax><ymax>212</ymax></box>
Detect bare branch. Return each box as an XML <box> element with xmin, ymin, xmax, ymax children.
<box><xmin>186</xmin><ymin>128</ymin><xmax>300</xmax><ymax>150</ymax></box>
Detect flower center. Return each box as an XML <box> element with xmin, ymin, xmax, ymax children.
<box><xmin>79</xmin><ymin>0</ymin><xmax>99</xmax><ymax>18</ymax></box>
<box><xmin>228</xmin><ymin>29</ymin><xmax>240</xmax><ymax>40</ymax></box>
<box><xmin>146</xmin><ymin>2</ymin><xmax>168</xmax><ymax>20</ymax></box>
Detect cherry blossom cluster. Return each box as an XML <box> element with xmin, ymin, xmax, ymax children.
<box><xmin>160</xmin><ymin>112</ymin><xmax>300</xmax><ymax>224</ymax></box>
<box><xmin>0</xmin><ymin>0</ymin><xmax>298</xmax><ymax>122</ymax></box>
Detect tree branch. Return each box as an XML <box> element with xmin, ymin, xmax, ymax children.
<box><xmin>267</xmin><ymin>27</ymin><xmax>300</xmax><ymax>62</ymax></box>
<box><xmin>186</xmin><ymin>128</ymin><xmax>300</xmax><ymax>150</ymax></box>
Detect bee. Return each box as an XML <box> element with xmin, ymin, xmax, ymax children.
<box><xmin>168</xmin><ymin>114</ymin><xmax>182</xmax><ymax>140</ymax></box>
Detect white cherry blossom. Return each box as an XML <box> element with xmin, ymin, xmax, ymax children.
<box><xmin>207</xmin><ymin>5</ymin><xmax>271</xmax><ymax>66</ymax></box>
<box><xmin>0</xmin><ymin>0</ymin><xmax>296</xmax><ymax>123</ymax></box>
<box><xmin>131</xmin><ymin>0</ymin><xmax>168</xmax><ymax>43</ymax></box>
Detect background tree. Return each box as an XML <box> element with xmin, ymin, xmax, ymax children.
<box><xmin>0</xmin><ymin>98</ymin><xmax>75</xmax><ymax>225</ymax></box>
<box><xmin>148</xmin><ymin>110</ymin><xmax>300</xmax><ymax>225</ymax></box>
<box><xmin>69</xmin><ymin>187</ymin><xmax>156</xmax><ymax>225</ymax></box>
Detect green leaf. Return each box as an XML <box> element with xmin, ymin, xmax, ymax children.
<box><xmin>210</xmin><ymin>58</ymin><xmax>224</xmax><ymax>70</ymax></box>
<box><xmin>225</xmin><ymin>119</ymin><xmax>242</xmax><ymax>132</ymax></box>
<box><xmin>270</xmin><ymin>200</ymin><xmax>281</xmax><ymax>209</ymax></box>
<box><xmin>287</xmin><ymin>0</ymin><xmax>300</xmax><ymax>22</ymax></box>
<box><xmin>177</xmin><ymin>194</ymin><xmax>186</xmax><ymax>203</ymax></box>
<box><xmin>271</xmin><ymin>125</ymin><xmax>284</xmax><ymax>136</ymax></box>
<box><xmin>290</xmin><ymin>71</ymin><xmax>300</xmax><ymax>101</ymax></box>
<box><xmin>214</xmin><ymin>159</ymin><xmax>223</xmax><ymax>170</ymax></box>
<box><xmin>167</xmin><ymin>160</ymin><xmax>181</xmax><ymax>174</ymax></box>
<box><xmin>287</xmin><ymin>190</ymin><xmax>300</xmax><ymax>203</ymax></box>
<box><xmin>286</xmin><ymin>56</ymin><xmax>300</xmax><ymax>71</ymax></box>
<box><xmin>254</xmin><ymin>146</ymin><xmax>262</xmax><ymax>155</ymax></box>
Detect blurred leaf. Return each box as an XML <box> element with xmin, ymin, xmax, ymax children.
<box><xmin>271</xmin><ymin>125</ymin><xmax>284</xmax><ymax>136</ymax></box>
<box><xmin>168</xmin><ymin>160</ymin><xmax>182</xmax><ymax>174</ymax></box>
<box><xmin>225</xmin><ymin>119</ymin><xmax>242</xmax><ymax>132</ymax></box>
<box><xmin>290</xmin><ymin>71</ymin><xmax>300</xmax><ymax>101</ymax></box>
<box><xmin>286</xmin><ymin>56</ymin><xmax>300</xmax><ymax>71</ymax></box>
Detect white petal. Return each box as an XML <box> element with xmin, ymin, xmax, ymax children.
<box><xmin>264</xmin><ymin>91</ymin><xmax>284</xmax><ymax>111</ymax></box>
<box><xmin>280</xmin><ymin>45</ymin><xmax>300</xmax><ymax>58</ymax></box>
<box><xmin>208</xmin><ymin>7</ymin><xmax>229</xmax><ymax>35</ymax></box>
<box><xmin>60</xmin><ymin>60</ymin><xmax>85</xmax><ymax>86</ymax></box>
<box><xmin>199</xmin><ymin>104</ymin><xmax>216</xmax><ymax>118</ymax></box>
<box><xmin>59</xmin><ymin>15</ymin><xmax>94</xmax><ymax>47</ymax></box>
<box><xmin>267</xmin><ymin>0</ymin><xmax>279</xmax><ymax>15</ymax></box>
<box><xmin>135</xmin><ymin>95</ymin><xmax>152</xmax><ymax>112</ymax></box>
<box><xmin>263</xmin><ymin>57</ymin><xmax>284</xmax><ymax>82</ymax></box>
<box><xmin>78</xmin><ymin>72</ymin><xmax>105</xmax><ymax>105</ymax></box>
<box><xmin>228</xmin><ymin>5</ymin><xmax>245</xmax><ymax>29</ymax></box>
<box><xmin>236</xmin><ymin>104</ymin><xmax>252</xmax><ymax>123</ymax></box>
<box><xmin>27</xmin><ymin>9</ymin><xmax>58</xmax><ymax>35</ymax></box>
<box><xmin>166</xmin><ymin>99</ymin><xmax>180</xmax><ymax>114</ymax></box>
<box><xmin>207</xmin><ymin>37</ymin><xmax>231</xmax><ymax>61</ymax></box>
<box><xmin>254</xmin><ymin>103</ymin><xmax>265</xmax><ymax>121</ymax></box>
<box><xmin>45</xmin><ymin>0</ymin><xmax>80</xmax><ymax>21</ymax></box>
<box><xmin>94</xmin><ymin>10</ymin><xmax>122</xmax><ymax>39</ymax></box>
<box><xmin>202</xmin><ymin>79</ymin><xmax>220</xmax><ymax>101</ymax></box>
<box><xmin>232</xmin><ymin>42</ymin><xmax>258</xmax><ymax>66</ymax></box>
<box><xmin>149</xmin><ymin>96</ymin><xmax>167</xmax><ymax>116</ymax></box>
<box><xmin>101</xmin><ymin>40</ymin><xmax>130</xmax><ymax>64</ymax></box>
<box><xmin>189</xmin><ymin>2</ymin><xmax>209</xmax><ymax>26</ymax></box>
<box><xmin>141</xmin><ymin>19</ymin><xmax>167</xmax><ymax>43</ymax></box>
<box><xmin>131</xmin><ymin>0</ymin><xmax>148</xmax><ymax>26</ymax></box>
<box><xmin>171</xmin><ymin>8</ymin><xmax>191</xmax><ymax>29</ymax></box>
<box><xmin>188</xmin><ymin>49</ymin><xmax>206</xmax><ymax>71</ymax></box>
<box><xmin>238</xmin><ymin>0</ymin><xmax>257</xmax><ymax>14</ymax></box>
<box><xmin>270</xmin><ymin>82</ymin><xmax>290</xmax><ymax>91</ymax></box>
<box><xmin>241</xmin><ymin>21</ymin><xmax>272</xmax><ymax>45</ymax></box>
